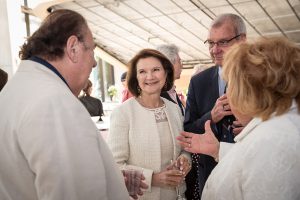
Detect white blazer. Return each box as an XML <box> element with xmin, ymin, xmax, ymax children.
<box><xmin>202</xmin><ymin>102</ymin><xmax>300</xmax><ymax>200</ymax></box>
<box><xmin>0</xmin><ymin>60</ymin><xmax>129</xmax><ymax>200</ymax></box>
<box><xmin>108</xmin><ymin>97</ymin><xmax>190</xmax><ymax>200</ymax></box>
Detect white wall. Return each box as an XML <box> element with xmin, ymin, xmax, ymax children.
<box><xmin>0</xmin><ymin>0</ymin><xmax>29</xmax><ymax>78</ymax></box>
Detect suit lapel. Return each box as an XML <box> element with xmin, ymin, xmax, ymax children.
<box><xmin>161</xmin><ymin>91</ymin><xmax>184</xmax><ymax>116</ymax></box>
<box><xmin>176</xmin><ymin>94</ymin><xmax>185</xmax><ymax>116</ymax></box>
<box><xmin>161</xmin><ymin>92</ymin><xmax>175</xmax><ymax>103</ymax></box>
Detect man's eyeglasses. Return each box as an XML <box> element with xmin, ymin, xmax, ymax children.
<box><xmin>204</xmin><ymin>34</ymin><xmax>241</xmax><ymax>49</ymax></box>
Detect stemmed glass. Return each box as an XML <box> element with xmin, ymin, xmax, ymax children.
<box><xmin>171</xmin><ymin>160</ymin><xmax>187</xmax><ymax>200</ymax></box>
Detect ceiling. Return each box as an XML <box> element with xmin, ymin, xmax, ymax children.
<box><xmin>45</xmin><ymin>0</ymin><xmax>300</xmax><ymax>69</ymax></box>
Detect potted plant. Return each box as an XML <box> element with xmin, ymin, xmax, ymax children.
<box><xmin>107</xmin><ymin>85</ymin><xmax>117</xmax><ymax>101</ymax></box>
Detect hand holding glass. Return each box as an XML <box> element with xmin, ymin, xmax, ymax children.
<box><xmin>170</xmin><ymin>159</ymin><xmax>187</xmax><ymax>200</ymax></box>
<box><xmin>122</xmin><ymin>169</ymin><xmax>148</xmax><ymax>198</ymax></box>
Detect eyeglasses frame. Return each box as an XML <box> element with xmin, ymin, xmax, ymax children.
<box><xmin>204</xmin><ymin>34</ymin><xmax>242</xmax><ymax>49</ymax></box>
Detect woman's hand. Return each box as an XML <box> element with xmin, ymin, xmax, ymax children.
<box><xmin>152</xmin><ymin>165</ymin><xmax>183</xmax><ymax>188</ymax></box>
<box><xmin>167</xmin><ymin>156</ymin><xmax>191</xmax><ymax>177</ymax></box>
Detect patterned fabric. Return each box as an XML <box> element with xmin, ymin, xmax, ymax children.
<box><xmin>190</xmin><ymin>154</ymin><xmax>201</xmax><ymax>200</ymax></box>
<box><xmin>146</xmin><ymin>104</ymin><xmax>167</xmax><ymax>123</ymax></box>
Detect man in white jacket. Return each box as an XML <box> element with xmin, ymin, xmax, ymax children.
<box><xmin>0</xmin><ymin>9</ymin><xmax>129</xmax><ymax>200</ymax></box>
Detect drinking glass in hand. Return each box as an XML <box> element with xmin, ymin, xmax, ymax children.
<box><xmin>171</xmin><ymin>160</ymin><xmax>187</xmax><ymax>200</ymax></box>
<box><xmin>122</xmin><ymin>169</ymin><xmax>144</xmax><ymax>196</ymax></box>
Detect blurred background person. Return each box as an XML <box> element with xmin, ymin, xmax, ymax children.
<box><xmin>183</xmin><ymin>13</ymin><xmax>247</xmax><ymax>199</ymax></box>
<box><xmin>108</xmin><ymin>49</ymin><xmax>191</xmax><ymax>200</ymax></box>
<box><xmin>0</xmin><ymin>68</ymin><xmax>8</xmax><ymax>92</ymax></box>
<box><xmin>121</xmin><ymin>71</ymin><xmax>134</xmax><ymax>102</ymax></box>
<box><xmin>178</xmin><ymin>37</ymin><xmax>300</xmax><ymax>200</ymax></box>
<box><xmin>79</xmin><ymin>79</ymin><xmax>104</xmax><ymax>121</ymax></box>
<box><xmin>156</xmin><ymin>44</ymin><xmax>185</xmax><ymax>115</ymax></box>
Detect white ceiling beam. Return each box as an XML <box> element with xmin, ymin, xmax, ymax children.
<box><xmin>95</xmin><ymin>47</ymin><xmax>127</xmax><ymax>70</ymax></box>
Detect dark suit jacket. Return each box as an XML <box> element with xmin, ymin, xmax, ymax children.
<box><xmin>161</xmin><ymin>91</ymin><xmax>185</xmax><ymax>116</ymax></box>
<box><xmin>184</xmin><ymin>66</ymin><xmax>235</xmax><ymax>199</ymax></box>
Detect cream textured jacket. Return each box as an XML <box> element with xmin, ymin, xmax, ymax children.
<box><xmin>108</xmin><ymin>97</ymin><xmax>190</xmax><ymax>200</ymax></box>
<box><xmin>0</xmin><ymin>60</ymin><xmax>129</xmax><ymax>200</ymax></box>
<box><xmin>202</xmin><ymin>102</ymin><xmax>300</xmax><ymax>200</ymax></box>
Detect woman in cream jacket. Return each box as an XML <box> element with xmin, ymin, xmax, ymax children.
<box><xmin>108</xmin><ymin>49</ymin><xmax>191</xmax><ymax>200</ymax></box>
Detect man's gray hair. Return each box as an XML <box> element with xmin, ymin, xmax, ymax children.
<box><xmin>211</xmin><ymin>13</ymin><xmax>247</xmax><ymax>35</ymax></box>
<box><xmin>156</xmin><ymin>44</ymin><xmax>179</xmax><ymax>65</ymax></box>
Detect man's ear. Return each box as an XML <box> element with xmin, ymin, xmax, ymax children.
<box><xmin>66</xmin><ymin>35</ymin><xmax>80</xmax><ymax>63</ymax></box>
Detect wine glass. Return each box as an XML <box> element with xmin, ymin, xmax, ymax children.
<box><xmin>171</xmin><ymin>160</ymin><xmax>187</xmax><ymax>200</ymax></box>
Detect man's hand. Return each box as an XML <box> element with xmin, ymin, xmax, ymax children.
<box><xmin>232</xmin><ymin>120</ymin><xmax>244</xmax><ymax>136</ymax></box>
<box><xmin>122</xmin><ymin>170</ymin><xmax>148</xmax><ymax>199</ymax></box>
<box><xmin>232</xmin><ymin>116</ymin><xmax>252</xmax><ymax>136</ymax></box>
<box><xmin>211</xmin><ymin>95</ymin><xmax>233</xmax><ymax>123</ymax></box>
<box><xmin>176</xmin><ymin>120</ymin><xmax>220</xmax><ymax>159</ymax></box>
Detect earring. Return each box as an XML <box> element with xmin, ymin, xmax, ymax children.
<box><xmin>137</xmin><ymin>86</ymin><xmax>141</xmax><ymax>94</ymax></box>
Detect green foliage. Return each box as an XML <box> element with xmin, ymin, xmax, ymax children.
<box><xmin>107</xmin><ymin>85</ymin><xmax>117</xmax><ymax>97</ymax></box>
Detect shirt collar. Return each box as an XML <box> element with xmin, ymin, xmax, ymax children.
<box><xmin>234</xmin><ymin>100</ymin><xmax>298</xmax><ymax>142</ymax></box>
<box><xmin>218</xmin><ymin>66</ymin><xmax>222</xmax><ymax>77</ymax></box>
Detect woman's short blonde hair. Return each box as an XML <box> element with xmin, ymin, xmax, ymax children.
<box><xmin>223</xmin><ymin>37</ymin><xmax>300</xmax><ymax>121</ymax></box>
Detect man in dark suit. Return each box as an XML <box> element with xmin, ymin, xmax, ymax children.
<box><xmin>184</xmin><ymin>13</ymin><xmax>247</xmax><ymax>199</ymax></box>
<box><xmin>157</xmin><ymin>44</ymin><xmax>185</xmax><ymax>116</ymax></box>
